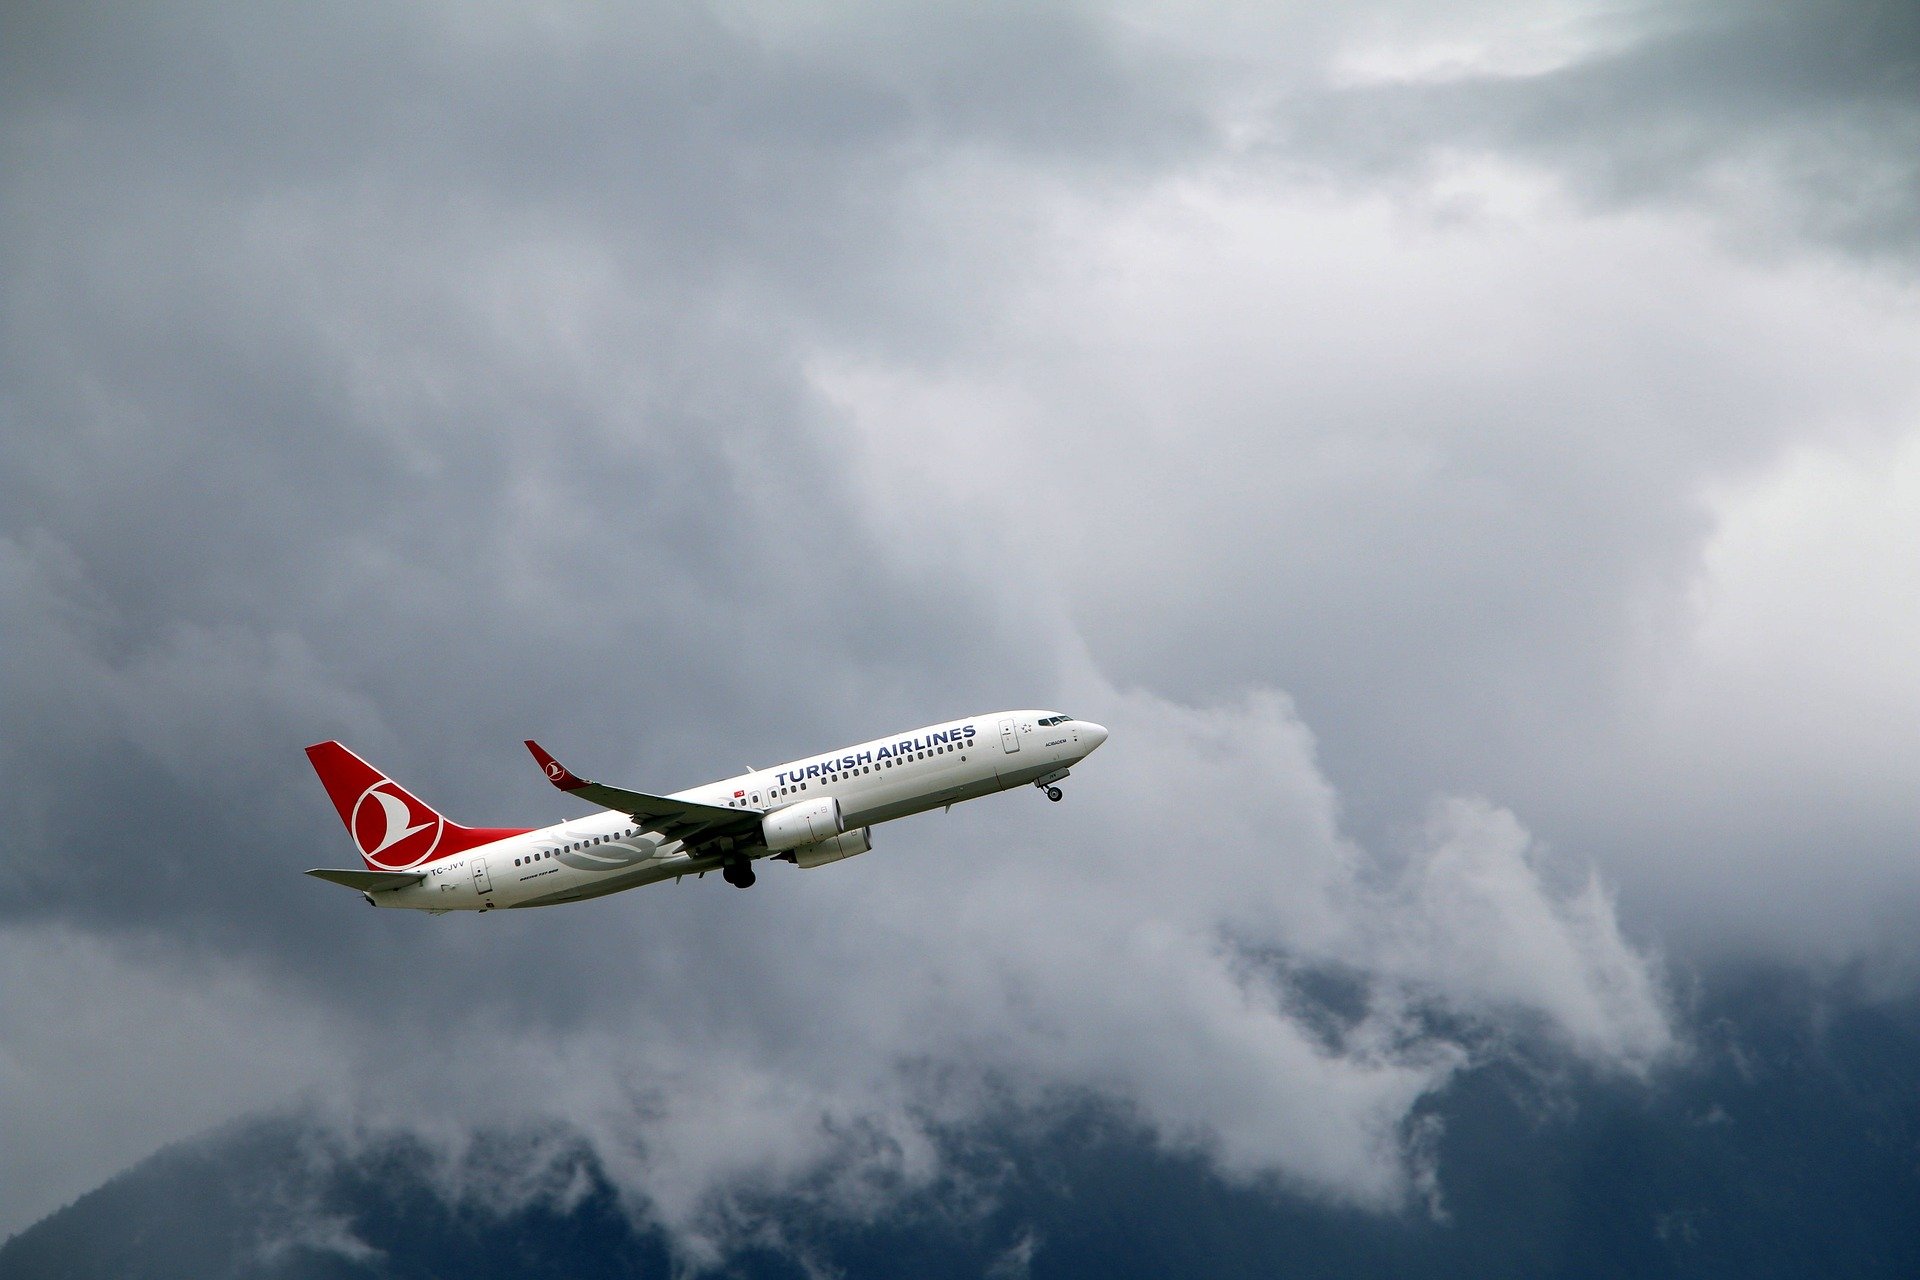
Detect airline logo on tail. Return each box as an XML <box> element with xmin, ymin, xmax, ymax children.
<box><xmin>306</xmin><ymin>740</ymin><xmax>531</xmax><ymax>871</ymax></box>
<box><xmin>352</xmin><ymin>781</ymin><xmax>444</xmax><ymax>868</ymax></box>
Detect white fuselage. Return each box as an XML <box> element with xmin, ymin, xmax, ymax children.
<box><xmin>378</xmin><ymin>711</ymin><xmax>1102</xmax><ymax>911</ymax></box>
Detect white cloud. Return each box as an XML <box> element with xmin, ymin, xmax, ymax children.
<box><xmin>0</xmin><ymin>676</ymin><xmax>1671</xmax><ymax>1254</ymax></box>
<box><xmin>1601</xmin><ymin>425</ymin><xmax>1920</xmax><ymax>956</ymax></box>
<box><xmin>313</xmin><ymin>685</ymin><xmax>1679</xmax><ymax>1242</ymax></box>
<box><xmin>1687</xmin><ymin>429</ymin><xmax>1920</xmax><ymax>767</ymax></box>
<box><xmin>1325</xmin><ymin>0</ymin><xmax>1626</xmax><ymax>88</ymax></box>
<box><xmin>813</xmin><ymin>132</ymin><xmax>1920</xmax><ymax>962</ymax></box>
<box><xmin>1374</xmin><ymin>797</ymin><xmax>1671</xmax><ymax>1065</ymax></box>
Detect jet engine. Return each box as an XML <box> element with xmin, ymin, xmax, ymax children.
<box><xmin>761</xmin><ymin>795</ymin><xmax>843</xmax><ymax>851</ymax></box>
<box><xmin>789</xmin><ymin>827</ymin><xmax>873</xmax><ymax>869</ymax></box>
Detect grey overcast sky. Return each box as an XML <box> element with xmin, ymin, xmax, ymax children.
<box><xmin>4</xmin><ymin>0</ymin><xmax>1919</xmax><ymax>1257</ymax></box>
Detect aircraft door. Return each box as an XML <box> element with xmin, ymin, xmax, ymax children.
<box><xmin>472</xmin><ymin>857</ymin><xmax>493</xmax><ymax>895</ymax></box>
<box><xmin>1000</xmin><ymin>717</ymin><xmax>1020</xmax><ymax>753</ymax></box>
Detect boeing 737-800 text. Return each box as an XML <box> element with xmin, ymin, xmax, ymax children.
<box><xmin>305</xmin><ymin>711</ymin><xmax>1108</xmax><ymax>911</ymax></box>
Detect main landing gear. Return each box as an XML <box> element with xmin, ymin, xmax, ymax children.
<box><xmin>722</xmin><ymin>860</ymin><xmax>757</xmax><ymax>889</ymax></box>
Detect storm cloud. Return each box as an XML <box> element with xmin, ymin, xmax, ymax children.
<box><xmin>4</xmin><ymin>0</ymin><xmax>1918</xmax><ymax>1258</ymax></box>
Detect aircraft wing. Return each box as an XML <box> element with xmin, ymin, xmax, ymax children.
<box><xmin>524</xmin><ymin>740</ymin><xmax>763</xmax><ymax>846</ymax></box>
<box><xmin>306</xmin><ymin>868</ymin><xmax>427</xmax><ymax>892</ymax></box>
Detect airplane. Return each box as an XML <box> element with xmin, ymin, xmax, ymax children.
<box><xmin>305</xmin><ymin>710</ymin><xmax>1108</xmax><ymax>912</ymax></box>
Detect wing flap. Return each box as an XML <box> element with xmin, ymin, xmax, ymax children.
<box><xmin>306</xmin><ymin>868</ymin><xmax>426</xmax><ymax>892</ymax></box>
<box><xmin>524</xmin><ymin>739</ymin><xmax>761</xmax><ymax>846</ymax></box>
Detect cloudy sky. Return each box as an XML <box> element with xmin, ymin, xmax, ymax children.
<box><xmin>5</xmin><ymin>0</ymin><xmax>1920</xmax><ymax>1258</ymax></box>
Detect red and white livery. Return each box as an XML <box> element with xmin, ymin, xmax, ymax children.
<box><xmin>305</xmin><ymin>711</ymin><xmax>1107</xmax><ymax>911</ymax></box>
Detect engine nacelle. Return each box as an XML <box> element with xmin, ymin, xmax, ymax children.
<box><xmin>761</xmin><ymin>795</ymin><xmax>843</xmax><ymax>851</ymax></box>
<box><xmin>790</xmin><ymin>827</ymin><xmax>873</xmax><ymax>869</ymax></box>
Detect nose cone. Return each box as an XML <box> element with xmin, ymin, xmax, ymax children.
<box><xmin>1078</xmin><ymin>721</ymin><xmax>1109</xmax><ymax>753</ymax></box>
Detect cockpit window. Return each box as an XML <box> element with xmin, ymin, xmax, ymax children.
<box><xmin>1037</xmin><ymin>714</ymin><xmax>1072</xmax><ymax>726</ymax></box>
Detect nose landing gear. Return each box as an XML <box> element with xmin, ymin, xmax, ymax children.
<box><xmin>1045</xmin><ymin>786</ymin><xmax>1063</xmax><ymax>803</ymax></box>
<box><xmin>1033</xmin><ymin>769</ymin><xmax>1071</xmax><ymax>803</ymax></box>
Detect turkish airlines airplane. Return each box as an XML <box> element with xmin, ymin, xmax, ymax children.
<box><xmin>305</xmin><ymin>711</ymin><xmax>1108</xmax><ymax>911</ymax></box>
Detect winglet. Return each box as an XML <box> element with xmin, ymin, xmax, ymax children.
<box><xmin>525</xmin><ymin>739</ymin><xmax>587</xmax><ymax>791</ymax></box>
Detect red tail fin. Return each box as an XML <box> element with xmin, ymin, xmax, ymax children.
<box><xmin>305</xmin><ymin>741</ymin><xmax>531</xmax><ymax>871</ymax></box>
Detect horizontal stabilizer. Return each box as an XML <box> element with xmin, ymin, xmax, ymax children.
<box><xmin>305</xmin><ymin>868</ymin><xmax>426</xmax><ymax>892</ymax></box>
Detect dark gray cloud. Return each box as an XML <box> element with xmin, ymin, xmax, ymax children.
<box><xmin>4</xmin><ymin>0</ymin><xmax>1917</xmax><ymax>1260</ymax></box>
<box><xmin>1291</xmin><ymin>0</ymin><xmax>1920</xmax><ymax>263</ymax></box>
